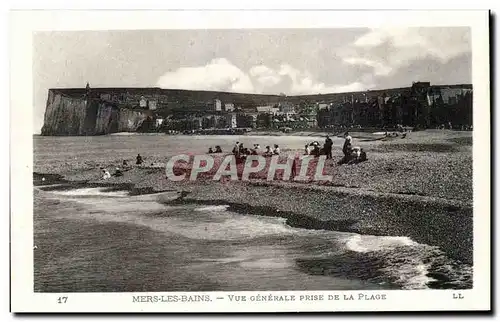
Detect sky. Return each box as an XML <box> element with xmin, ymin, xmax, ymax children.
<box><xmin>33</xmin><ymin>27</ymin><xmax>471</xmax><ymax>133</ymax></box>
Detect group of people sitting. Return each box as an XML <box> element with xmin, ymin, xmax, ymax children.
<box><xmin>304</xmin><ymin>141</ymin><xmax>322</xmax><ymax>157</ymax></box>
<box><xmin>339</xmin><ymin>132</ymin><xmax>367</xmax><ymax>165</ymax></box>
<box><xmin>231</xmin><ymin>142</ymin><xmax>280</xmax><ymax>158</ymax></box>
<box><xmin>303</xmin><ymin>132</ymin><xmax>368</xmax><ymax>165</ymax></box>
<box><xmin>265</xmin><ymin>144</ymin><xmax>280</xmax><ymax>156</ymax></box>
<box><xmin>304</xmin><ymin>135</ymin><xmax>334</xmax><ymax>158</ymax></box>
<box><xmin>101</xmin><ymin>154</ymin><xmax>145</xmax><ymax>180</ymax></box>
<box><xmin>101</xmin><ymin>166</ymin><xmax>124</xmax><ymax>180</ymax></box>
<box><xmin>207</xmin><ymin>146</ymin><xmax>223</xmax><ymax>154</ymax></box>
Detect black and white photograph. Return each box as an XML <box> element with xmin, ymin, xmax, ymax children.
<box><xmin>10</xmin><ymin>10</ymin><xmax>490</xmax><ymax>312</ymax></box>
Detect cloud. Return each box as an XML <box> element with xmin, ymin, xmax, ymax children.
<box><xmin>249</xmin><ymin>65</ymin><xmax>282</xmax><ymax>87</ymax></box>
<box><xmin>341</xmin><ymin>27</ymin><xmax>471</xmax><ymax>77</ymax></box>
<box><xmin>157</xmin><ymin>58</ymin><xmax>372</xmax><ymax>95</ymax></box>
<box><xmin>342</xmin><ymin>57</ymin><xmax>392</xmax><ymax>76</ymax></box>
<box><xmin>277</xmin><ymin>64</ymin><xmax>372</xmax><ymax>94</ymax></box>
<box><xmin>156</xmin><ymin>58</ymin><xmax>255</xmax><ymax>93</ymax></box>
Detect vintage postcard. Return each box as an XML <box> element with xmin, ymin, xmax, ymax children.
<box><xmin>10</xmin><ymin>10</ymin><xmax>490</xmax><ymax>312</ymax></box>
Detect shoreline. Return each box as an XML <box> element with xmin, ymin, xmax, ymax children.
<box><xmin>34</xmin><ymin>128</ymin><xmax>472</xmax><ymax>138</ymax></box>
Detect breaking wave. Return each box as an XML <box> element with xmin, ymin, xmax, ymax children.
<box><xmin>47</xmin><ymin>187</ymin><xmax>130</xmax><ymax>198</ymax></box>
<box><xmin>194</xmin><ymin>205</ymin><xmax>230</xmax><ymax>212</ymax></box>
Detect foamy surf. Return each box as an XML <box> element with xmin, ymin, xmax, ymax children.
<box><xmin>158</xmin><ymin>214</ymin><xmax>299</xmax><ymax>241</ymax></box>
<box><xmin>341</xmin><ymin>234</ymin><xmax>469</xmax><ymax>289</ymax></box>
<box><xmin>194</xmin><ymin>205</ymin><xmax>230</xmax><ymax>212</ymax></box>
<box><xmin>48</xmin><ymin>187</ymin><xmax>130</xmax><ymax>198</ymax></box>
<box><xmin>392</xmin><ymin>263</ymin><xmax>436</xmax><ymax>289</ymax></box>
<box><xmin>345</xmin><ymin>234</ymin><xmax>418</xmax><ymax>253</ymax></box>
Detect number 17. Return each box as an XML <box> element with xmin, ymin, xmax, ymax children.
<box><xmin>57</xmin><ymin>296</ymin><xmax>68</xmax><ymax>304</ymax></box>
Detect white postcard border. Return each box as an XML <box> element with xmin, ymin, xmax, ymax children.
<box><xmin>10</xmin><ymin>9</ymin><xmax>491</xmax><ymax>312</ymax></box>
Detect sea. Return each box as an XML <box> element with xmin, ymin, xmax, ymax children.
<box><xmin>33</xmin><ymin>134</ymin><xmax>472</xmax><ymax>292</ymax></box>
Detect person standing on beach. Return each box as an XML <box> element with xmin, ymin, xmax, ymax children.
<box><xmin>136</xmin><ymin>154</ymin><xmax>143</xmax><ymax>165</ymax></box>
<box><xmin>342</xmin><ymin>132</ymin><xmax>352</xmax><ymax>156</ymax></box>
<box><xmin>339</xmin><ymin>134</ymin><xmax>353</xmax><ymax>165</ymax></box>
<box><xmin>342</xmin><ymin>137</ymin><xmax>352</xmax><ymax>156</ymax></box>
<box><xmin>324</xmin><ymin>136</ymin><xmax>333</xmax><ymax>159</ymax></box>
<box><xmin>291</xmin><ymin>155</ymin><xmax>299</xmax><ymax>180</ymax></box>
<box><xmin>232</xmin><ymin>142</ymin><xmax>240</xmax><ymax>155</ymax></box>
<box><xmin>236</xmin><ymin>143</ymin><xmax>246</xmax><ymax>158</ymax></box>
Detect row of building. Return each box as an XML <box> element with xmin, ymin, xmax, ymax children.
<box><xmin>316</xmin><ymin>84</ymin><xmax>473</xmax><ymax>129</ymax></box>
<box><xmin>84</xmin><ymin>82</ymin><xmax>473</xmax><ymax>133</ymax></box>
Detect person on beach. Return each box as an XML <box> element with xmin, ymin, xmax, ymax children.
<box><xmin>310</xmin><ymin>142</ymin><xmax>320</xmax><ymax>157</ymax></box>
<box><xmin>324</xmin><ymin>135</ymin><xmax>333</xmax><ymax>159</ymax></box>
<box><xmin>273</xmin><ymin>144</ymin><xmax>280</xmax><ymax>155</ymax></box>
<box><xmin>243</xmin><ymin>147</ymin><xmax>251</xmax><ymax>156</ymax></box>
<box><xmin>236</xmin><ymin>143</ymin><xmax>246</xmax><ymax>158</ymax></box>
<box><xmin>304</xmin><ymin>144</ymin><xmax>310</xmax><ymax>155</ymax></box>
<box><xmin>359</xmin><ymin>148</ymin><xmax>367</xmax><ymax>162</ymax></box>
<box><xmin>113</xmin><ymin>167</ymin><xmax>123</xmax><ymax>177</ymax></box>
<box><xmin>215</xmin><ymin>145</ymin><xmax>223</xmax><ymax>153</ymax></box>
<box><xmin>348</xmin><ymin>147</ymin><xmax>361</xmax><ymax>165</ymax></box>
<box><xmin>291</xmin><ymin>155</ymin><xmax>299</xmax><ymax>180</ymax></box>
<box><xmin>250</xmin><ymin>144</ymin><xmax>260</xmax><ymax>155</ymax></box>
<box><xmin>264</xmin><ymin>145</ymin><xmax>272</xmax><ymax>156</ymax></box>
<box><xmin>342</xmin><ymin>134</ymin><xmax>352</xmax><ymax>157</ymax></box>
<box><xmin>232</xmin><ymin>142</ymin><xmax>240</xmax><ymax>155</ymax></box>
<box><xmin>344</xmin><ymin>131</ymin><xmax>352</xmax><ymax>141</ymax></box>
<box><xmin>122</xmin><ymin>160</ymin><xmax>128</xmax><ymax>167</ymax></box>
<box><xmin>338</xmin><ymin>137</ymin><xmax>353</xmax><ymax>165</ymax></box>
<box><xmin>346</xmin><ymin>147</ymin><xmax>368</xmax><ymax>165</ymax></box>
<box><xmin>102</xmin><ymin>169</ymin><xmax>111</xmax><ymax>180</ymax></box>
<box><xmin>136</xmin><ymin>154</ymin><xmax>143</xmax><ymax>165</ymax></box>
<box><xmin>208</xmin><ymin>147</ymin><xmax>214</xmax><ymax>154</ymax></box>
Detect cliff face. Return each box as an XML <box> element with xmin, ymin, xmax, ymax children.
<box><xmin>41</xmin><ymin>90</ymin><xmax>88</xmax><ymax>135</ymax></box>
<box><xmin>41</xmin><ymin>90</ymin><xmax>148</xmax><ymax>136</ymax></box>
